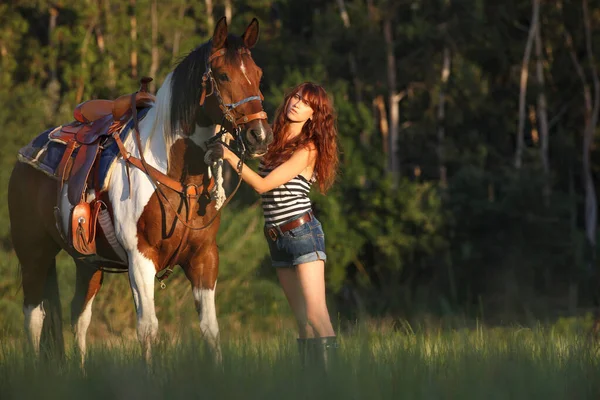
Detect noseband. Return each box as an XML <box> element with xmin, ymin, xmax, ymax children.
<box><xmin>199</xmin><ymin>47</ymin><xmax>268</xmax><ymax>136</ymax></box>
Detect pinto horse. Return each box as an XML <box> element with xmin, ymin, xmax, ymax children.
<box><xmin>8</xmin><ymin>17</ymin><xmax>272</xmax><ymax>362</ymax></box>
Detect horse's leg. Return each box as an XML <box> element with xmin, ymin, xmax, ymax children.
<box><xmin>71</xmin><ymin>264</ymin><xmax>103</xmax><ymax>364</ymax></box>
<box><xmin>182</xmin><ymin>242</ymin><xmax>222</xmax><ymax>363</ymax></box>
<box><xmin>128</xmin><ymin>250</ymin><xmax>159</xmax><ymax>362</ymax></box>
<box><xmin>21</xmin><ymin>255</ymin><xmax>62</xmax><ymax>357</ymax></box>
<box><xmin>9</xmin><ymin>163</ymin><xmax>63</xmax><ymax>356</ymax></box>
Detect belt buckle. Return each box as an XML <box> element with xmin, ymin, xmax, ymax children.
<box><xmin>268</xmin><ymin>228</ymin><xmax>278</xmax><ymax>241</ymax></box>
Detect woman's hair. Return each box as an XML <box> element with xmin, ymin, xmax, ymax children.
<box><xmin>262</xmin><ymin>82</ymin><xmax>339</xmax><ymax>193</ymax></box>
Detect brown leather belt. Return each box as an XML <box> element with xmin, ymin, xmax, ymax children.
<box><xmin>265</xmin><ymin>211</ymin><xmax>313</xmax><ymax>241</ymax></box>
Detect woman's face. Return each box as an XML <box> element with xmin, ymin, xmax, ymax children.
<box><xmin>286</xmin><ymin>91</ymin><xmax>314</xmax><ymax>124</ymax></box>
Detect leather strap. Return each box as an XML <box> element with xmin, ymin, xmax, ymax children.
<box><xmin>112</xmin><ymin>132</ymin><xmax>184</xmax><ymax>193</ymax></box>
<box><xmin>279</xmin><ymin>211</ymin><xmax>313</xmax><ymax>233</ymax></box>
<box><xmin>57</xmin><ymin>140</ymin><xmax>77</xmax><ymax>182</ymax></box>
<box><xmin>156</xmin><ymin>185</ymin><xmax>199</xmax><ymax>286</ymax></box>
<box><xmin>235</xmin><ymin>111</ymin><xmax>267</xmax><ymax>126</ymax></box>
<box><xmin>265</xmin><ymin>211</ymin><xmax>313</xmax><ymax>240</ymax></box>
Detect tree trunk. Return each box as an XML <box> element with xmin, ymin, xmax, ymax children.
<box><xmin>336</xmin><ymin>0</ymin><xmax>351</xmax><ymax>27</ymax></box>
<box><xmin>129</xmin><ymin>0</ymin><xmax>138</xmax><ymax>79</ymax></box>
<box><xmin>149</xmin><ymin>0</ymin><xmax>159</xmax><ymax>93</ymax></box>
<box><xmin>102</xmin><ymin>0</ymin><xmax>116</xmax><ymax>91</ymax></box>
<box><xmin>366</xmin><ymin>0</ymin><xmax>376</xmax><ymax>21</ymax></box>
<box><xmin>534</xmin><ymin>15</ymin><xmax>550</xmax><ymax>205</ymax></box>
<box><xmin>515</xmin><ymin>0</ymin><xmax>540</xmax><ymax>169</ymax></box>
<box><xmin>336</xmin><ymin>0</ymin><xmax>362</xmax><ymax>103</ymax></box>
<box><xmin>172</xmin><ymin>2</ymin><xmax>186</xmax><ymax>62</ymax></box>
<box><xmin>563</xmin><ymin>0</ymin><xmax>599</xmax><ymax>268</ymax></box>
<box><xmin>46</xmin><ymin>6</ymin><xmax>60</xmax><ymax>121</ymax></box>
<box><xmin>374</xmin><ymin>95</ymin><xmax>389</xmax><ymax>158</ymax></box>
<box><xmin>77</xmin><ymin>16</ymin><xmax>98</xmax><ymax>103</ymax></box>
<box><xmin>205</xmin><ymin>0</ymin><xmax>214</xmax><ymax>32</ymax></box>
<box><xmin>582</xmin><ymin>0</ymin><xmax>599</xmax><ymax>266</ymax></box>
<box><xmin>383</xmin><ymin>15</ymin><xmax>400</xmax><ymax>184</ymax></box>
<box><xmin>48</xmin><ymin>6</ymin><xmax>58</xmax><ymax>83</ymax></box>
<box><xmin>528</xmin><ymin>105</ymin><xmax>538</xmax><ymax>145</ymax></box>
<box><xmin>224</xmin><ymin>0</ymin><xmax>232</xmax><ymax>23</ymax></box>
<box><xmin>437</xmin><ymin>46</ymin><xmax>451</xmax><ymax>187</ymax></box>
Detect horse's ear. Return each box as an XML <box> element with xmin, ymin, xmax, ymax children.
<box><xmin>242</xmin><ymin>18</ymin><xmax>260</xmax><ymax>49</ymax></box>
<box><xmin>212</xmin><ymin>17</ymin><xmax>228</xmax><ymax>50</ymax></box>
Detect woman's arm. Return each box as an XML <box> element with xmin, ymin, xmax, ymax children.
<box><xmin>218</xmin><ymin>145</ymin><xmax>315</xmax><ymax>194</ymax></box>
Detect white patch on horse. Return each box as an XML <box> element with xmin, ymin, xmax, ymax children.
<box><xmin>23</xmin><ymin>303</ymin><xmax>45</xmax><ymax>353</ymax></box>
<box><xmin>73</xmin><ymin>295</ymin><xmax>96</xmax><ymax>362</ymax></box>
<box><xmin>107</xmin><ymin>74</ymin><xmax>176</xmax><ymax>361</ymax></box>
<box><xmin>128</xmin><ymin>250</ymin><xmax>159</xmax><ymax>361</ymax></box>
<box><xmin>193</xmin><ymin>124</ymin><xmax>225</xmax><ymax>209</ymax></box>
<box><xmin>189</xmin><ymin>125</ymin><xmax>217</xmax><ymax>151</ymax></box>
<box><xmin>240</xmin><ymin>60</ymin><xmax>252</xmax><ymax>85</ymax></box>
<box><xmin>109</xmin><ymin>75</ymin><xmax>169</xmax><ymax>251</ymax></box>
<box><xmin>193</xmin><ymin>284</ymin><xmax>222</xmax><ymax>363</ymax></box>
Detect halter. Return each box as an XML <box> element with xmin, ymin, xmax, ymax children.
<box><xmin>199</xmin><ymin>47</ymin><xmax>267</xmax><ymax>132</ymax></box>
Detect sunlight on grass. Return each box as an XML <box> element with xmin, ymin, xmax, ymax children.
<box><xmin>1</xmin><ymin>325</ymin><xmax>599</xmax><ymax>399</ymax></box>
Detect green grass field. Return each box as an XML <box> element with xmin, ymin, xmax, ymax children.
<box><xmin>2</xmin><ymin>205</ymin><xmax>600</xmax><ymax>398</ymax></box>
<box><xmin>1</xmin><ymin>325</ymin><xmax>599</xmax><ymax>399</ymax></box>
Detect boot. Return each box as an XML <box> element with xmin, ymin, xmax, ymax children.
<box><xmin>306</xmin><ymin>336</ymin><xmax>338</xmax><ymax>372</ymax></box>
<box><xmin>297</xmin><ymin>338</ymin><xmax>308</xmax><ymax>369</ymax></box>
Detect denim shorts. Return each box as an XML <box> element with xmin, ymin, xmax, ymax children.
<box><xmin>264</xmin><ymin>213</ymin><xmax>327</xmax><ymax>268</ymax></box>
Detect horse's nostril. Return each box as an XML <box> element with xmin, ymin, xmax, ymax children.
<box><xmin>248</xmin><ymin>129</ymin><xmax>261</xmax><ymax>142</ymax></box>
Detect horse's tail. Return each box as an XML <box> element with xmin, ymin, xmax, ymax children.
<box><xmin>40</xmin><ymin>260</ymin><xmax>65</xmax><ymax>359</ymax></box>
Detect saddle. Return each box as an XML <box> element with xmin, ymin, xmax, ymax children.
<box><xmin>54</xmin><ymin>77</ymin><xmax>155</xmax><ymax>259</ymax></box>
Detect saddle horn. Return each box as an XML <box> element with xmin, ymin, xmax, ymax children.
<box><xmin>140</xmin><ymin>77</ymin><xmax>153</xmax><ymax>93</ymax></box>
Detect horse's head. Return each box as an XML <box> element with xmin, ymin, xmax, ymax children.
<box><xmin>171</xmin><ymin>17</ymin><xmax>273</xmax><ymax>158</ymax></box>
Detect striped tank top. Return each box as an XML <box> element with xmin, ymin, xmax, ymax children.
<box><xmin>258</xmin><ymin>162</ymin><xmax>315</xmax><ymax>226</ymax></box>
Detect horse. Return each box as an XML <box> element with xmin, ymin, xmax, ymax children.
<box><xmin>8</xmin><ymin>17</ymin><xmax>272</xmax><ymax>363</ymax></box>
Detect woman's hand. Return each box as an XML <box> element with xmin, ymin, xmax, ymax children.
<box><xmin>206</xmin><ymin>142</ymin><xmax>233</xmax><ymax>162</ymax></box>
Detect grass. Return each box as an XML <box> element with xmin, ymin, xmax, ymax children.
<box><xmin>1</xmin><ymin>325</ymin><xmax>599</xmax><ymax>399</ymax></box>
<box><xmin>1</xmin><ymin>195</ymin><xmax>599</xmax><ymax>398</ymax></box>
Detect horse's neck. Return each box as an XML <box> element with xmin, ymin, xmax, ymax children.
<box><xmin>137</xmin><ymin>118</ymin><xmax>216</xmax><ymax>184</ymax></box>
<box><xmin>130</xmin><ymin>70</ymin><xmax>216</xmax><ymax>184</ymax></box>
<box><xmin>128</xmin><ymin>107</ymin><xmax>169</xmax><ymax>173</ymax></box>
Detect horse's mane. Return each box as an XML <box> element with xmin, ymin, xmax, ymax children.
<box><xmin>147</xmin><ymin>35</ymin><xmax>247</xmax><ymax>167</ymax></box>
<box><xmin>170</xmin><ymin>35</ymin><xmax>247</xmax><ymax>138</ymax></box>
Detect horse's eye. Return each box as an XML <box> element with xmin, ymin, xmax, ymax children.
<box><xmin>218</xmin><ymin>73</ymin><xmax>229</xmax><ymax>82</ymax></box>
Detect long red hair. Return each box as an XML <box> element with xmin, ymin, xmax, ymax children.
<box><xmin>262</xmin><ymin>82</ymin><xmax>339</xmax><ymax>193</ymax></box>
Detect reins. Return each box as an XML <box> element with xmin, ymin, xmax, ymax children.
<box><xmin>113</xmin><ymin>46</ymin><xmax>266</xmax><ymax>287</ymax></box>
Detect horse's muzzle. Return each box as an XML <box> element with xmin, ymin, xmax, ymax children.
<box><xmin>244</xmin><ymin>120</ymin><xmax>272</xmax><ymax>157</ymax></box>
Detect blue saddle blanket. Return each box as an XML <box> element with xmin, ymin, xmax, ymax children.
<box><xmin>18</xmin><ymin>107</ymin><xmax>151</xmax><ymax>190</ymax></box>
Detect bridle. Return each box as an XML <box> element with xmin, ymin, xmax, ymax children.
<box><xmin>113</xmin><ymin>46</ymin><xmax>269</xmax><ymax>287</ymax></box>
<box><xmin>197</xmin><ymin>45</ymin><xmax>269</xmax><ymax>226</ymax></box>
<box><xmin>200</xmin><ymin>47</ymin><xmax>267</xmax><ymax>150</ymax></box>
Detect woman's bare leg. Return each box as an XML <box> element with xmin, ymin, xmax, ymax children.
<box><xmin>295</xmin><ymin>260</ymin><xmax>335</xmax><ymax>337</ymax></box>
<box><xmin>277</xmin><ymin>268</ymin><xmax>315</xmax><ymax>338</ymax></box>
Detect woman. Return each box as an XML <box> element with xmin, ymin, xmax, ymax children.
<box><xmin>208</xmin><ymin>82</ymin><xmax>339</xmax><ymax>367</ymax></box>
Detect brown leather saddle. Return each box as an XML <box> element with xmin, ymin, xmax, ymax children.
<box><xmin>53</xmin><ymin>77</ymin><xmax>155</xmax><ymax>258</ymax></box>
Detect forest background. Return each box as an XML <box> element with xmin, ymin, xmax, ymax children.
<box><xmin>1</xmin><ymin>0</ymin><xmax>600</xmax><ymax>340</ymax></box>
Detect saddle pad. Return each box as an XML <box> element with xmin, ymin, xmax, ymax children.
<box><xmin>17</xmin><ymin>107</ymin><xmax>151</xmax><ymax>189</ymax></box>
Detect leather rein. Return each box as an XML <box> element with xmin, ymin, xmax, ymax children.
<box><xmin>112</xmin><ymin>46</ymin><xmax>267</xmax><ymax>287</ymax></box>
